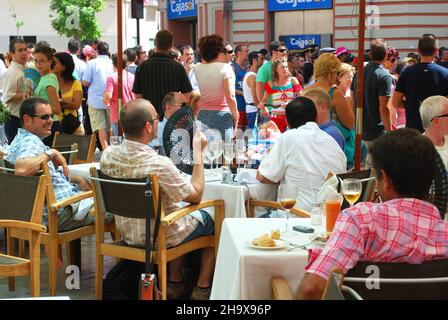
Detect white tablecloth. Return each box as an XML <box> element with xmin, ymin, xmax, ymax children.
<box><xmin>210</xmin><ymin>218</ymin><xmax>324</xmax><ymax>300</ymax></box>
<box><xmin>68</xmin><ymin>164</ymin><xmax>277</xmax><ymax>218</ymax></box>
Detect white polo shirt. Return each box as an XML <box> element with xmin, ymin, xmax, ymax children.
<box><xmin>258</xmin><ymin>122</ymin><xmax>347</xmax><ymax>211</ymax></box>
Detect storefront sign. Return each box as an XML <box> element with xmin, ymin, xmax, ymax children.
<box><xmin>167</xmin><ymin>0</ymin><xmax>197</xmax><ymax>20</ymax></box>
<box><xmin>268</xmin><ymin>0</ymin><xmax>333</xmax><ymax>11</ymax></box>
<box><xmin>279</xmin><ymin>34</ymin><xmax>321</xmax><ymax>50</ymax></box>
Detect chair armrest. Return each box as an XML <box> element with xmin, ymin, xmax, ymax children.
<box><xmin>0</xmin><ymin>220</ymin><xmax>47</xmax><ymax>232</ymax></box>
<box><xmin>271</xmin><ymin>276</ymin><xmax>293</xmax><ymax>300</ymax></box>
<box><xmin>50</xmin><ymin>190</ymin><xmax>93</xmax><ymax>211</ymax></box>
<box><xmin>161</xmin><ymin>200</ymin><xmax>224</xmax><ymax>227</ymax></box>
<box><xmin>248</xmin><ymin>200</ymin><xmax>310</xmax><ymax>218</ymax></box>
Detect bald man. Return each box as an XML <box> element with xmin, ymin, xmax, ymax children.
<box><xmin>150</xmin><ymin>92</ymin><xmax>187</xmax><ymax>155</ymax></box>
<box><xmin>100</xmin><ymin>99</ymin><xmax>215</xmax><ymax>300</ymax></box>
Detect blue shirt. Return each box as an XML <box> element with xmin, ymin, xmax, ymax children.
<box><xmin>319</xmin><ymin>120</ymin><xmax>345</xmax><ymax>151</ymax></box>
<box><xmin>6</xmin><ymin>128</ymin><xmax>79</xmax><ymax>224</ymax></box>
<box><xmin>82</xmin><ymin>55</ymin><xmax>113</xmax><ymax>109</ymax></box>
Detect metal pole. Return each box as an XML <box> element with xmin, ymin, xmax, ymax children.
<box><xmin>117</xmin><ymin>0</ymin><xmax>123</xmax><ymax>136</ymax></box>
<box><xmin>136</xmin><ymin>18</ymin><xmax>141</xmax><ymax>45</ymax></box>
<box><xmin>354</xmin><ymin>0</ymin><xmax>366</xmax><ymax>171</ymax></box>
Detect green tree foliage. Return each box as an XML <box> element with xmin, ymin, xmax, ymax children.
<box><xmin>49</xmin><ymin>0</ymin><xmax>104</xmax><ymax>41</ymax></box>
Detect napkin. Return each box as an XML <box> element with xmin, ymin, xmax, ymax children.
<box><xmin>237</xmin><ymin>171</ymin><xmax>260</xmax><ymax>185</ymax></box>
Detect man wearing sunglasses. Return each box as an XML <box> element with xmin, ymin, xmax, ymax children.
<box><xmin>220</xmin><ymin>42</ymin><xmax>235</xmax><ymax>64</ymax></box>
<box><xmin>256</xmin><ymin>41</ymin><xmax>288</xmax><ymax>117</ymax></box>
<box><xmin>6</xmin><ymin>97</ymin><xmax>95</xmax><ymax>231</ymax></box>
<box><xmin>420</xmin><ymin>95</ymin><xmax>448</xmax><ymax>170</ymax></box>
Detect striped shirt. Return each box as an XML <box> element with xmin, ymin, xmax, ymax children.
<box><xmin>132</xmin><ymin>53</ymin><xmax>192</xmax><ymax>120</ymax></box>
<box><xmin>100</xmin><ymin>139</ymin><xmax>199</xmax><ymax>248</ymax></box>
<box><xmin>306</xmin><ymin>198</ymin><xmax>448</xmax><ymax>280</ymax></box>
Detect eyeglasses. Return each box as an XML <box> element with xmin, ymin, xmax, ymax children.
<box><xmin>431</xmin><ymin>113</ymin><xmax>448</xmax><ymax>122</ymax></box>
<box><xmin>275</xmin><ymin>49</ymin><xmax>288</xmax><ymax>53</ymax></box>
<box><xmin>226</xmin><ymin>50</ymin><xmax>234</xmax><ymax>55</ymax></box>
<box><xmin>30</xmin><ymin>113</ymin><xmax>53</xmax><ymax>120</ymax></box>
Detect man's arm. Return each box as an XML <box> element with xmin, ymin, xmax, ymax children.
<box><xmin>379</xmin><ymin>96</ymin><xmax>391</xmax><ymax>131</ymax></box>
<box><xmin>256</xmin><ymin>81</ymin><xmax>265</xmax><ymax>105</ymax></box>
<box><xmin>256</xmin><ymin>171</ymin><xmax>277</xmax><ymax>184</ymax></box>
<box><xmin>15</xmin><ymin>153</ymin><xmax>50</xmax><ymax>176</ymax></box>
<box><xmin>391</xmin><ymin>91</ymin><xmax>405</xmax><ymax>109</ymax></box>
<box><xmin>297</xmin><ymin>273</ymin><xmax>327</xmax><ymax>300</ymax></box>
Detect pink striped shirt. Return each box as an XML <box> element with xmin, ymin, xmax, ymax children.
<box><xmin>306</xmin><ymin>198</ymin><xmax>448</xmax><ymax>280</ymax></box>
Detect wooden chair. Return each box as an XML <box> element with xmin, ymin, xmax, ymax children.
<box><xmin>52</xmin><ymin>132</ymin><xmax>95</xmax><ymax>164</ymax></box>
<box><xmin>247</xmin><ymin>200</ymin><xmax>310</xmax><ymax>218</ymax></box>
<box><xmin>6</xmin><ymin>162</ymin><xmax>101</xmax><ymax>296</ymax></box>
<box><xmin>53</xmin><ymin>143</ymin><xmax>78</xmax><ymax>165</ymax></box>
<box><xmin>90</xmin><ymin>167</ymin><xmax>224</xmax><ymax>300</ymax></box>
<box><xmin>0</xmin><ymin>170</ymin><xmax>47</xmax><ymax>297</ymax></box>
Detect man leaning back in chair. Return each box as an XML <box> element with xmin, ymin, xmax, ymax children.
<box><xmin>298</xmin><ymin>128</ymin><xmax>448</xmax><ymax>299</ymax></box>
<box><xmin>6</xmin><ymin>97</ymin><xmax>95</xmax><ymax>231</ymax></box>
<box><xmin>100</xmin><ymin>98</ymin><xmax>215</xmax><ymax>300</ymax></box>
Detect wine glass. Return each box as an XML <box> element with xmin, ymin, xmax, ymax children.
<box><xmin>205</xmin><ymin>143</ymin><xmax>217</xmax><ymax>176</ymax></box>
<box><xmin>223</xmin><ymin>142</ymin><xmax>235</xmax><ymax>168</ymax></box>
<box><xmin>110</xmin><ymin>136</ymin><xmax>123</xmax><ymax>146</ymax></box>
<box><xmin>278</xmin><ymin>184</ymin><xmax>298</xmax><ymax>234</ymax></box>
<box><xmin>341</xmin><ymin>179</ymin><xmax>362</xmax><ymax>207</ymax></box>
<box><xmin>212</xmin><ymin>139</ymin><xmax>223</xmax><ymax>175</ymax></box>
<box><xmin>235</xmin><ymin>139</ymin><xmax>247</xmax><ymax>170</ymax></box>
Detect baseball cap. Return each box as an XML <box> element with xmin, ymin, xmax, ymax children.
<box><xmin>335</xmin><ymin>46</ymin><xmax>349</xmax><ymax>57</ymax></box>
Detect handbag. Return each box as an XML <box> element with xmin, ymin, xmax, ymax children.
<box><xmin>139</xmin><ymin>177</ymin><xmax>162</xmax><ymax>300</ymax></box>
<box><xmin>61</xmin><ymin>112</ymin><xmax>81</xmax><ymax>134</ymax></box>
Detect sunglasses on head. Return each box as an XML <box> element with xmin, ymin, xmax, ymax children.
<box><xmin>30</xmin><ymin>113</ymin><xmax>53</xmax><ymax>120</ymax></box>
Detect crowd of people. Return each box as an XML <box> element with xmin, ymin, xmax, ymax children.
<box><xmin>1</xmin><ymin>30</ymin><xmax>448</xmax><ymax>300</ymax></box>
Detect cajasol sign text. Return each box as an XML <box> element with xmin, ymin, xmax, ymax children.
<box><xmin>279</xmin><ymin>34</ymin><xmax>321</xmax><ymax>50</ymax></box>
<box><xmin>268</xmin><ymin>0</ymin><xmax>333</xmax><ymax>11</ymax></box>
<box><xmin>168</xmin><ymin>0</ymin><xmax>197</xmax><ymax>20</ymax></box>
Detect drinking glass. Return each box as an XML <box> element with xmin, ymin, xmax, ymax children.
<box><xmin>278</xmin><ymin>184</ymin><xmax>298</xmax><ymax>234</ymax></box>
<box><xmin>212</xmin><ymin>140</ymin><xmax>223</xmax><ymax>175</ymax></box>
<box><xmin>325</xmin><ymin>191</ymin><xmax>343</xmax><ymax>234</ymax></box>
<box><xmin>341</xmin><ymin>179</ymin><xmax>362</xmax><ymax>207</ymax></box>
<box><xmin>110</xmin><ymin>136</ymin><xmax>123</xmax><ymax>146</ymax></box>
<box><xmin>235</xmin><ymin>139</ymin><xmax>247</xmax><ymax>170</ymax></box>
<box><xmin>205</xmin><ymin>144</ymin><xmax>217</xmax><ymax>176</ymax></box>
<box><xmin>223</xmin><ymin>143</ymin><xmax>235</xmax><ymax>168</ymax></box>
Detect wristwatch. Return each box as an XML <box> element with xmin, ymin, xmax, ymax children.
<box><xmin>44</xmin><ymin>149</ymin><xmax>55</xmax><ymax>160</ymax></box>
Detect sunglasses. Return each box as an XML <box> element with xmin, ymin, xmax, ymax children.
<box><xmin>275</xmin><ymin>49</ymin><xmax>288</xmax><ymax>53</ymax></box>
<box><xmin>30</xmin><ymin>113</ymin><xmax>53</xmax><ymax>120</ymax></box>
<box><xmin>431</xmin><ymin>113</ymin><xmax>448</xmax><ymax>122</ymax></box>
<box><xmin>226</xmin><ymin>50</ymin><xmax>234</xmax><ymax>54</ymax></box>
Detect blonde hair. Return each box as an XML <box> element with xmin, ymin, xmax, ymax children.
<box><xmin>419</xmin><ymin>95</ymin><xmax>448</xmax><ymax>130</ymax></box>
<box><xmin>271</xmin><ymin>58</ymin><xmax>288</xmax><ymax>82</ymax></box>
<box><xmin>302</xmin><ymin>87</ymin><xmax>332</xmax><ymax>110</ymax></box>
<box><xmin>313</xmin><ymin>53</ymin><xmax>342</xmax><ymax>81</ymax></box>
<box><xmin>336</xmin><ymin>63</ymin><xmax>355</xmax><ymax>86</ymax></box>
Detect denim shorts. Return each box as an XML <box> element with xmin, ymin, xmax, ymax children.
<box><xmin>198</xmin><ymin>110</ymin><xmax>234</xmax><ymax>142</ymax></box>
<box><xmin>180</xmin><ymin>210</ymin><xmax>214</xmax><ymax>244</ymax></box>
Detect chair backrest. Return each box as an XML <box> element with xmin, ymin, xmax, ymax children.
<box><xmin>0</xmin><ymin>158</ymin><xmax>16</xmax><ymax>174</ymax></box>
<box><xmin>53</xmin><ymin>143</ymin><xmax>78</xmax><ymax>165</ymax></box>
<box><xmin>52</xmin><ymin>133</ymin><xmax>95</xmax><ymax>163</ymax></box>
<box><xmin>337</xmin><ymin>169</ymin><xmax>374</xmax><ymax>210</ymax></box>
<box><xmin>90</xmin><ymin>168</ymin><xmax>160</xmax><ymax>220</ymax></box>
<box><xmin>322</xmin><ymin>270</ymin><xmax>346</xmax><ymax>300</ymax></box>
<box><xmin>431</xmin><ymin>151</ymin><xmax>448</xmax><ymax>220</ymax></box>
<box><xmin>0</xmin><ymin>172</ymin><xmax>47</xmax><ymax>224</ymax></box>
<box><xmin>343</xmin><ymin>259</ymin><xmax>448</xmax><ymax>300</ymax></box>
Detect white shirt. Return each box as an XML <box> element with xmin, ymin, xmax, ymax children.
<box><xmin>0</xmin><ymin>61</ymin><xmax>25</xmax><ymax>117</ymax></box>
<box><xmin>187</xmin><ymin>68</ymin><xmax>200</xmax><ymax>92</ymax></box>
<box><xmin>243</xmin><ymin>71</ymin><xmax>257</xmax><ymax>113</ymax></box>
<box><xmin>0</xmin><ymin>59</ymin><xmax>7</xmax><ymax>78</ymax></box>
<box><xmin>258</xmin><ymin>122</ymin><xmax>347</xmax><ymax>212</ymax></box>
<box><xmin>71</xmin><ymin>54</ymin><xmax>86</xmax><ymax>81</ymax></box>
<box><xmin>436</xmin><ymin>136</ymin><xmax>448</xmax><ymax>171</ymax></box>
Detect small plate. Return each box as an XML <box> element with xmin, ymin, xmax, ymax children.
<box><xmin>250</xmin><ymin>239</ymin><xmax>288</xmax><ymax>250</ymax></box>
<box><xmin>309</xmin><ymin>232</ymin><xmax>331</xmax><ymax>245</ymax></box>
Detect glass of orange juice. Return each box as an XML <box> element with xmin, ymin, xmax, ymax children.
<box><xmin>324</xmin><ymin>191</ymin><xmax>343</xmax><ymax>234</ymax></box>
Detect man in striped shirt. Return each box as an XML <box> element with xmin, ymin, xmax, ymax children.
<box><xmin>298</xmin><ymin>128</ymin><xmax>448</xmax><ymax>299</ymax></box>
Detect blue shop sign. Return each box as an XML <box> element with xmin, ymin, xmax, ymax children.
<box><xmin>268</xmin><ymin>0</ymin><xmax>333</xmax><ymax>11</ymax></box>
<box><xmin>168</xmin><ymin>0</ymin><xmax>197</xmax><ymax>20</ymax></box>
<box><xmin>280</xmin><ymin>34</ymin><xmax>321</xmax><ymax>50</ymax></box>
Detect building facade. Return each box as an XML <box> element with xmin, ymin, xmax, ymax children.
<box><xmin>0</xmin><ymin>0</ymin><xmax>160</xmax><ymax>53</ymax></box>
